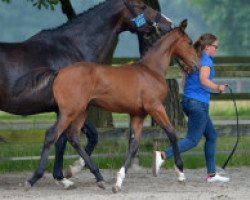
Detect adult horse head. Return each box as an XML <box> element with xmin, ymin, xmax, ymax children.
<box><xmin>1</xmin><ymin>0</ymin><xmax>173</xmax><ymax>189</ymax></box>
<box><xmin>122</xmin><ymin>0</ymin><xmax>173</xmax><ymax>55</ymax></box>
<box><xmin>24</xmin><ymin>19</ymin><xmax>199</xmax><ymax>191</ymax></box>
<box><xmin>121</xmin><ymin>0</ymin><xmax>172</xmax><ymax>33</ymax></box>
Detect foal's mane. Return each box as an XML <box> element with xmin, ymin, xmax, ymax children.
<box><xmin>139</xmin><ymin>27</ymin><xmax>180</xmax><ymax>61</ymax></box>
<box><xmin>30</xmin><ymin>0</ymin><xmax>120</xmax><ymax>39</ymax></box>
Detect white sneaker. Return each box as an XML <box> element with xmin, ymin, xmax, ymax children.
<box><xmin>207</xmin><ymin>174</ymin><xmax>230</xmax><ymax>183</ymax></box>
<box><xmin>152</xmin><ymin>151</ymin><xmax>165</xmax><ymax>177</ymax></box>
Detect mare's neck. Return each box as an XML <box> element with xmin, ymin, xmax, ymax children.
<box><xmin>32</xmin><ymin>0</ymin><xmax>125</xmax><ymax>63</ymax></box>
<box><xmin>139</xmin><ymin>31</ymin><xmax>178</xmax><ymax>78</ymax></box>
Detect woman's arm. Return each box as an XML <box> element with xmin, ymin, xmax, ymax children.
<box><xmin>199</xmin><ymin>66</ymin><xmax>225</xmax><ymax>91</ymax></box>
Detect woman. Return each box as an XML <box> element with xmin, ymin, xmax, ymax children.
<box><xmin>153</xmin><ymin>33</ymin><xmax>230</xmax><ymax>183</ymax></box>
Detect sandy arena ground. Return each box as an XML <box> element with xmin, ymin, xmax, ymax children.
<box><xmin>0</xmin><ymin>167</ymin><xmax>249</xmax><ymax>200</ymax></box>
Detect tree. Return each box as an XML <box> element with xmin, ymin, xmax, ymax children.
<box><xmin>188</xmin><ymin>0</ymin><xmax>250</xmax><ymax>55</ymax></box>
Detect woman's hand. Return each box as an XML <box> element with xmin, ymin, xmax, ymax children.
<box><xmin>218</xmin><ymin>84</ymin><xmax>227</xmax><ymax>92</ymax></box>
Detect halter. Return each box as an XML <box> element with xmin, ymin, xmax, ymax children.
<box><xmin>122</xmin><ymin>0</ymin><xmax>162</xmax><ymax>33</ymax></box>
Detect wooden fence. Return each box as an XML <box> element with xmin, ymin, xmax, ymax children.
<box><xmin>113</xmin><ymin>56</ymin><xmax>250</xmax><ymax>100</ymax></box>
<box><xmin>0</xmin><ymin>56</ymin><xmax>249</xmax><ymax>162</ymax></box>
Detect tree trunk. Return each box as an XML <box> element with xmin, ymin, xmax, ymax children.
<box><xmin>60</xmin><ymin>0</ymin><xmax>115</xmax><ymax>128</ymax></box>
<box><xmin>60</xmin><ymin>0</ymin><xmax>76</xmax><ymax>19</ymax></box>
<box><xmin>164</xmin><ymin>79</ymin><xmax>185</xmax><ymax>127</ymax></box>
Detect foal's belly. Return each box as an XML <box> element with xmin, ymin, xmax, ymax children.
<box><xmin>91</xmin><ymin>97</ymin><xmax>143</xmax><ymax>115</ymax></box>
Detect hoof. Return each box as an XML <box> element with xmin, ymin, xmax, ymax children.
<box><xmin>24</xmin><ymin>181</ymin><xmax>32</xmax><ymax>191</ymax></box>
<box><xmin>112</xmin><ymin>185</ymin><xmax>121</xmax><ymax>193</ymax></box>
<box><xmin>174</xmin><ymin>166</ymin><xmax>186</xmax><ymax>182</ymax></box>
<box><xmin>178</xmin><ymin>173</ymin><xmax>186</xmax><ymax>182</ymax></box>
<box><xmin>55</xmin><ymin>178</ymin><xmax>76</xmax><ymax>190</ymax></box>
<box><xmin>97</xmin><ymin>181</ymin><xmax>106</xmax><ymax>189</ymax></box>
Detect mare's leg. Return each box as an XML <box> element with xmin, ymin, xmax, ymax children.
<box><xmin>53</xmin><ymin>132</ymin><xmax>68</xmax><ymax>180</ymax></box>
<box><xmin>112</xmin><ymin>115</ymin><xmax>144</xmax><ymax>193</ymax></box>
<box><xmin>53</xmin><ymin>130</ymin><xmax>77</xmax><ymax>189</ymax></box>
<box><xmin>147</xmin><ymin>104</ymin><xmax>185</xmax><ymax>180</ymax></box>
<box><xmin>52</xmin><ymin>112</ymin><xmax>69</xmax><ymax>180</ymax></box>
<box><xmin>26</xmin><ymin>114</ymin><xmax>72</xmax><ymax>189</ymax></box>
<box><xmin>66</xmin><ymin>112</ymin><xmax>105</xmax><ymax>189</ymax></box>
<box><xmin>83</xmin><ymin>122</ymin><xmax>99</xmax><ymax>156</ymax></box>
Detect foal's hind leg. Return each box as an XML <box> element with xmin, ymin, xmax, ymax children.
<box><xmin>112</xmin><ymin>115</ymin><xmax>144</xmax><ymax>193</ymax></box>
<box><xmin>147</xmin><ymin>104</ymin><xmax>185</xmax><ymax>181</ymax></box>
<box><xmin>66</xmin><ymin>112</ymin><xmax>105</xmax><ymax>189</ymax></box>
<box><xmin>26</xmin><ymin>115</ymin><xmax>72</xmax><ymax>189</ymax></box>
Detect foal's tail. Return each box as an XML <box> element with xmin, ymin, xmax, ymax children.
<box><xmin>12</xmin><ymin>67</ymin><xmax>58</xmax><ymax>98</ymax></box>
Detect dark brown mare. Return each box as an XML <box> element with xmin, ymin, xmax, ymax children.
<box><xmin>0</xmin><ymin>0</ymin><xmax>172</xmax><ymax>188</ymax></box>
<box><xmin>21</xmin><ymin>19</ymin><xmax>199</xmax><ymax>192</ymax></box>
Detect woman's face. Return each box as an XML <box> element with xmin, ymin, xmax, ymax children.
<box><xmin>205</xmin><ymin>40</ymin><xmax>219</xmax><ymax>57</ymax></box>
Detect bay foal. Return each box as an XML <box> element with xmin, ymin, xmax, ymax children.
<box><xmin>27</xmin><ymin>20</ymin><xmax>199</xmax><ymax>192</ymax></box>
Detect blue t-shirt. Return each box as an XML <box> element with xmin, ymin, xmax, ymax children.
<box><xmin>183</xmin><ymin>51</ymin><xmax>215</xmax><ymax>104</ymax></box>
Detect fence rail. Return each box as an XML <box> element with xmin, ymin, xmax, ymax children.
<box><xmin>0</xmin><ymin>56</ymin><xmax>249</xmax><ymax>163</ymax></box>
<box><xmin>113</xmin><ymin>56</ymin><xmax>250</xmax><ymax>100</ymax></box>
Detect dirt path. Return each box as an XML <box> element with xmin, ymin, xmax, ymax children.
<box><xmin>0</xmin><ymin>167</ymin><xmax>249</xmax><ymax>200</ymax></box>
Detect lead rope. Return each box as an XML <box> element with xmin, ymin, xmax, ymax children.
<box><xmin>221</xmin><ymin>85</ymin><xmax>240</xmax><ymax>170</ymax></box>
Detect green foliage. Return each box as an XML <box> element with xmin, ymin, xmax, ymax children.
<box><xmin>1</xmin><ymin>0</ymin><xmax>60</xmax><ymax>10</ymax></box>
<box><xmin>1</xmin><ymin>0</ymin><xmax>10</xmax><ymax>3</ymax></box>
<box><xmin>27</xmin><ymin>0</ymin><xmax>60</xmax><ymax>10</ymax></box>
<box><xmin>188</xmin><ymin>0</ymin><xmax>250</xmax><ymax>55</ymax></box>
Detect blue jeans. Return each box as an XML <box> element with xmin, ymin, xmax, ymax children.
<box><xmin>164</xmin><ymin>97</ymin><xmax>217</xmax><ymax>174</ymax></box>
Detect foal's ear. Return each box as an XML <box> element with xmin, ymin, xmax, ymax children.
<box><xmin>180</xmin><ymin>19</ymin><xmax>188</xmax><ymax>32</ymax></box>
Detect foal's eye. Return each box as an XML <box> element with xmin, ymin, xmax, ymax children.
<box><xmin>189</xmin><ymin>40</ymin><xmax>193</xmax><ymax>45</ymax></box>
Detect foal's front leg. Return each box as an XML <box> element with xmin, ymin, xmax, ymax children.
<box><xmin>148</xmin><ymin>104</ymin><xmax>185</xmax><ymax>182</ymax></box>
<box><xmin>112</xmin><ymin>115</ymin><xmax>144</xmax><ymax>193</ymax></box>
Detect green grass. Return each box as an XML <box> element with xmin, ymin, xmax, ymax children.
<box><xmin>0</xmin><ymin>100</ymin><xmax>249</xmax><ymax>123</ymax></box>
<box><xmin>0</xmin><ymin>128</ymin><xmax>249</xmax><ymax>172</ymax></box>
<box><xmin>209</xmin><ymin>100</ymin><xmax>250</xmax><ymax>119</ymax></box>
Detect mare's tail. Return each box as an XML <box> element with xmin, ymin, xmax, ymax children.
<box><xmin>12</xmin><ymin>67</ymin><xmax>58</xmax><ymax>98</ymax></box>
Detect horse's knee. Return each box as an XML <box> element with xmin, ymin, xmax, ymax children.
<box><xmin>166</xmin><ymin>131</ymin><xmax>178</xmax><ymax>144</ymax></box>
<box><xmin>129</xmin><ymin>139</ymin><xmax>139</xmax><ymax>157</ymax></box>
<box><xmin>67</xmin><ymin>134</ymin><xmax>80</xmax><ymax>148</ymax></box>
<box><xmin>44</xmin><ymin>136</ymin><xmax>57</xmax><ymax>148</ymax></box>
<box><xmin>84</xmin><ymin>123</ymin><xmax>99</xmax><ymax>145</ymax></box>
<box><xmin>88</xmin><ymin>134</ymin><xmax>98</xmax><ymax>146</ymax></box>
<box><xmin>55</xmin><ymin>134</ymin><xmax>67</xmax><ymax>151</ymax></box>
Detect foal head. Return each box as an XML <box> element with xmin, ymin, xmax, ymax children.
<box><xmin>171</xmin><ymin>20</ymin><xmax>200</xmax><ymax>74</ymax></box>
<box><xmin>121</xmin><ymin>0</ymin><xmax>173</xmax><ymax>35</ymax></box>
